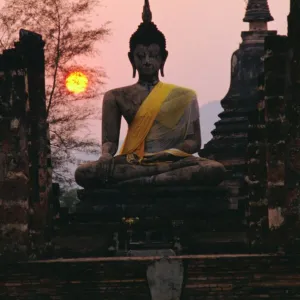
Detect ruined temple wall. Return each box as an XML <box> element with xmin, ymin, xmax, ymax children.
<box><xmin>246</xmin><ymin>1</ymin><xmax>300</xmax><ymax>252</ymax></box>
<box><xmin>246</xmin><ymin>70</ymin><xmax>268</xmax><ymax>249</ymax></box>
<box><xmin>202</xmin><ymin>30</ymin><xmax>277</xmax><ymax>218</ymax></box>
<box><xmin>246</xmin><ymin>19</ymin><xmax>300</xmax><ymax>251</ymax></box>
<box><xmin>0</xmin><ymin>31</ymin><xmax>53</xmax><ymax>260</ymax></box>
<box><xmin>1</xmin><ymin>254</ymin><xmax>300</xmax><ymax>299</ymax></box>
<box><xmin>264</xmin><ymin>36</ymin><xmax>289</xmax><ymax>230</ymax></box>
<box><xmin>0</xmin><ymin>67</ymin><xmax>31</xmax><ymax>259</ymax></box>
<box><xmin>284</xmin><ymin>1</ymin><xmax>300</xmax><ymax>248</ymax></box>
<box><xmin>246</xmin><ymin>34</ymin><xmax>292</xmax><ymax>251</ymax></box>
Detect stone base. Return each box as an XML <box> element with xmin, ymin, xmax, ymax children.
<box><xmin>52</xmin><ymin>185</ymin><xmax>249</xmax><ymax>257</ymax></box>
<box><xmin>1</xmin><ymin>254</ymin><xmax>300</xmax><ymax>299</ymax></box>
<box><xmin>76</xmin><ymin>186</ymin><xmax>230</xmax><ymax>219</ymax></box>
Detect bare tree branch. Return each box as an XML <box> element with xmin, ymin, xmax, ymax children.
<box><xmin>46</xmin><ymin>0</ymin><xmax>62</xmax><ymax>117</ymax></box>
<box><xmin>0</xmin><ymin>0</ymin><xmax>110</xmax><ymax>188</ymax></box>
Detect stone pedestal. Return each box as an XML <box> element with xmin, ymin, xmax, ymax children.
<box><xmin>52</xmin><ymin>185</ymin><xmax>249</xmax><ymax>257</ymax></box>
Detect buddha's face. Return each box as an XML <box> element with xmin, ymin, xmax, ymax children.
<box><xmin>131</xmin><ymin>43</ymin><xmax>164</xmax><ymax>76</ymax></box>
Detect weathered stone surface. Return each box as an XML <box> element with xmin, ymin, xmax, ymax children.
<box><xmin>127</xmin><ymin>249</ymin><xmax>184</xmax><ymax>300</ymax></box>
<box><xmin>1</xmin><ymin>254</ymin><xmax>300</xmax><ymax>299</ymax></box>
<box><xmin>284</xmin><ymin>0</ymin><xmax>300</xmax><ymax>250</ymax></box>
<box><xmin>201</xmin><ymin>4</ymin><xmax>277</xmax><ymax>242</ymax></box>
<box><xmin>74</xmin><ymin>186</ymin><xmax>231</xmax><ymax>255</ymax></box>
<box><xmin>76</xmin><ymin>186</ymin><xmax>229</xmax><ymax>218</ymax></box>
<box><xmin>246</xmin><ymin>1</ymin><xmax>300</xmax><ymax>252</ymax></box>
<box><xmin>243</xmin><ymin>0</ymin><xmax>274</xmax><ymax>23</ymax></box>
<box><xmin>147</xmin><ymin>257</ymin><xmax>184</xmax><ymax>300</ymax></box>
<box><xmin>0</xmin><ymin>30</ymin><xmax>53</xmax><ymax>260</ymax></box>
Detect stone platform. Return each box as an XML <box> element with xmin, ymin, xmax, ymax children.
<box><xmin>75</xmin><ymin>186</ymin><xmax>230</xmax><ymax>219</ymax></box>
<box><xmin>1</xmin><ymin>254</ymin><xmax>300</xmax><ymax>299</ymax></box>
<box><xmin>52</xmin><ymin>186</ymin><xmax>249</xmax><ymax>257</ymax></box>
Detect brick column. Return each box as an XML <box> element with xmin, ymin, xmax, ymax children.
<box><xmin>264</xmin><ymin>35</ymin><xmax>289</xmax><ymax>251</ymax></box>
<box><xmin>284</xmin><ymin>0</ymin><xmax>300</xmax><ymax>251</ymax></box>
<box><xmin>246</xmin><ymin>72</ymin><xmax>268</xmax><ymax>250</ymax></box>
<box><xmin>0</xmin><ymin>47</ymin><xmax>30</xmax><ymax>260</ymax></box>
<box><xmin>0</xmin><ymin>30</ymin><xmax>52</xmax><ymax>261</ymax></box>
<box><xmin>18</xmin><ymin>30</ymin><xmax>53</xmax><ymax>258</ymax></box>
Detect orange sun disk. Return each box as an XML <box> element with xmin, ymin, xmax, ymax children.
<box><xmin>66</xmin><ymin>71</ymin><xmax>88</xmax><ymax>94</ymax></box>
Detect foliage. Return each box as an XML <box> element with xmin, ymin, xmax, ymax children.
<box><xmin>59</xmin><ymin>188</ymin><xmax>80</xmax><ymax>213</ymax></box>
<box><xmin>0</xmin><ymin>0</ymin><xmax>110</xmax><ymax>187</ymax></box>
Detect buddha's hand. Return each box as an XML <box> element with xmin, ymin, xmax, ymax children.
<box><xmin>97</xmin><ymin>153</ymin><xmax>113</xmax><ymax>181</ymax></box>
<box><xmin>142</xmin><ymin>152</ymin><xmax>172</xmax><ymax>163</ymax></box>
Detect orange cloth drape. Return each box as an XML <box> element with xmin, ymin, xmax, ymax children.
<box><xmin>119</xmin><ymin>82</ymin><xmax>175</xmax><ymax>158</ymax></box>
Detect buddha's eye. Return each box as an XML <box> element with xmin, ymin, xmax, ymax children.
<box><xmin>136</xmin><ymin>53</ymin><xmax>145</xmax><ymax>59</ymax></box>
<box><xmin>150</xmin><ymin>53</ymin><xmax>160</xmax><ymax>58</ymax></box>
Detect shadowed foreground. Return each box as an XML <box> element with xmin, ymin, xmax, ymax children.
<box><xmin>1</xmin><ymin>254</ymin><xmax>300</xmax><ymax>299</ymax></box>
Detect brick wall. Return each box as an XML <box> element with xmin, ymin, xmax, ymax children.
<box><xmin>284</xmin><ymin>0</ymin><xmax>300</xmax><ymax>249</ymax></box>
<box><xmin>0</xmin><ymin>254</ymin><xmax>300</xmax><ymax>299</ymax></box>
<box><xmin>0</xmin><ymin>30</ymin><xmax>52</xmax><ymax>261</ymax></box>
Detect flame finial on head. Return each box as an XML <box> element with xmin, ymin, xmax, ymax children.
<box><xmin>142</xmin><ymin>0</ymin><xmax>152</xmax><ymax>23</ymax></box>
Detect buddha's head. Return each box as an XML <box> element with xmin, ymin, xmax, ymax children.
<box><xmin>128</xmin><ymin>0</ymin><xmax>168</xmax><ymax>78</ymax></box>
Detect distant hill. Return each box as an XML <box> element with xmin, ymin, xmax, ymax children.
<box><xmin>200</xmin><ymin>100</ymin><xmax>223</xmax><ymax>147</ymax></box>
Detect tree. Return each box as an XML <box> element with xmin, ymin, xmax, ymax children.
<box><xmin>59</xmin><ymin>188</ymin><xmax>80</xmax><ymax>213</ymax></box>
<box><xmin>0</xmin><ymin>0</ymin><xmax>110</xmax><ymax>187</ymax></box>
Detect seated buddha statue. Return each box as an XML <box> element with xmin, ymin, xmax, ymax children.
<box><xmin>75</xmin><ymin>0</ymin><xmax>226</xmax><ymax>188</ymax></box>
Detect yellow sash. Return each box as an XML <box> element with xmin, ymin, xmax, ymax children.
<box><xmin>119</xmin><ymin>82</ymin><xmax>175</xmax><ymax>158</ymax></box>
<box><xmin>119</xmin><ymin>82</ymin><xmax>197</xmax><ymax>161</ymax></box>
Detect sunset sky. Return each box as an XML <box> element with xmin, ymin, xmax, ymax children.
<box><xmin>98</xmin><ymin>0</ymin><xmax>288</xmax><ymax>102</ymax></box>
<box><xmin>0</xmin><ymin>0</ymin><xmax>290</xmax><ymax>144</ymax></box>
<box><xmin>94</xmin><ymin>0</ymin><xmax>289</xmax><ymax>142</ymax></box>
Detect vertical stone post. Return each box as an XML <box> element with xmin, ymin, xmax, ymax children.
<box><xmin>284</xmin><ymin>0</ymin><xmax>300</xmax><ymax>251</ymax></box>
<box><xmin>264</xmin><ymin>35</ymin><xmax>289</xmax><ymax>251</ymax></box>
<box><xmin>16</xmin><ymin>30</ymin><xmax>53</xmax><ymax>258</ymax></box>
<box><xmin>0</xmin><ymin>47</ymin><xmax>29</xmax><ymax>260</ymax></box>
<box><xmin>246</xmin><ymin>72</ymin><xmax>268</xmax><ymax>250</ymax></box>
<box><xmin>0</xmin><ymin>30</ymin><xmax>52</xmax><ymax>260</ymax></box>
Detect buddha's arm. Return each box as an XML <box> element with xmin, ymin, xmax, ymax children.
<box><xmin>175</xmin><ymin>96</ymin><xmax>201</xmax><ymax>154</ymax></box>
<box><xmin>175</xmin><ymin>118</ymin><xmax>201</xmax><ymax>154</ymax></box>
<box><xmin>101</xmin><ymin>91</ymin><xmax>121</xmax><ymax>156</ymax></box>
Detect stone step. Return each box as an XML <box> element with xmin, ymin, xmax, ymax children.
<box><xmin>73</xmin><ymin>204</ymin><xmax>232</xmax><ymax>219</ymax></box>
<box><xmin>3</xmin><ymin>254</ymin><xmax>297</xmax><ymax>299</ymax></box>
<box><xmin>52</xmin><ymin>231</ymin><xmax>249</xmax><ymax>258</ymax></box>
<box><xmin>188</xmin><ymin>231</ymin><xmax>249</xmax><ymax>254</ymax></box>
<box><xmin>77</xmin><ymin>186</ymin><xmax>228</xmax><ymax>203</ymax></box>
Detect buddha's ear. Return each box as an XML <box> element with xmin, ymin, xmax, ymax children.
<box><xmin>128</xmin><ymin>52</ymin><xmax>137</xmax><ymax>78</ymax></box>
<box><xmin>160</xmin><ymin>50</ymin><xmax>168</xmax><ymax>77</ymax></box>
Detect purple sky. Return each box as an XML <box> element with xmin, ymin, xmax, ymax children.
<box><xmin>92</xmin><ymin>0</ymin><xmax>289</xmax><ymax>141</ymax></box>
<box><xmin>0</xmin><ymin>0</ymin><xmax>290</xmax><ymax>144</ymax></box>
<box><xmin>98</xmin><ymin>1</ymin><xmax>288</xmax><ymax>100</ymax></box>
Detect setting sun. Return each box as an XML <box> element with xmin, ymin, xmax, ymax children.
<box><xmin>66</xmin><ymin>71</ymin><xmax>88</xmax><ymax>94</ymax></box>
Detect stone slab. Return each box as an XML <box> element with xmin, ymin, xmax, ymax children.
<box><xmin>1</xmin><ymin>254</ymin><xmax>300</xmax><ymax>299</ymax></box>
<box><xmin>77</xmin><ymin>186</ymin><xmax>229</xmax><ymax>204</ymax></box>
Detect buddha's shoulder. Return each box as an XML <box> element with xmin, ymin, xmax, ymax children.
<box><xmin>103</xmin><ymin>84</ymin><xmax>137</xmax><ymax>100</ymax></box>
<box><xmin>167</xmin><ymin>83</ymin><xmax>197</xmax><ymax>97</ymax></box>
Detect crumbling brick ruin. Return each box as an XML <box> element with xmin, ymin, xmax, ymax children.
<box><xmin>246</xmin><ymin>0</ymin><xmax>300</xmax><ymax>252</ymax></box>
<box><xmin>1</xmin><ymin>1</ymin><xmax>300</xmax><ymax>299</ymax></box>
<box><xmin>0</xmin><ymin>30</ymin><xmax>53</xmax><ymax>260</ymax></box>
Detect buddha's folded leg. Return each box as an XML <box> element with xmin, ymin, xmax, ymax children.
<box><xmin>111</xmin><ymin>156</ymin><xmax>205</xmax><ymax>181</ymax></box>
<box><xmin>75</xmin><ymin>156</ymin><xmax>203</xmax><ymax>188</ymax></box>
<box><xmin>152</xmin><ymin>159</ymin><xmax>226</xmax><ymax>186</ymax></box>
<box><xmin>116</xmin><ymin>159</ymin><xmax>226</xmax><ymax>187</ymax></box>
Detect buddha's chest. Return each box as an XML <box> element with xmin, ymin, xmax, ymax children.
<box><xmin>117</xmin><ymin>89</ymin><xmax>150</xmax><ymax>124</ymax></box>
